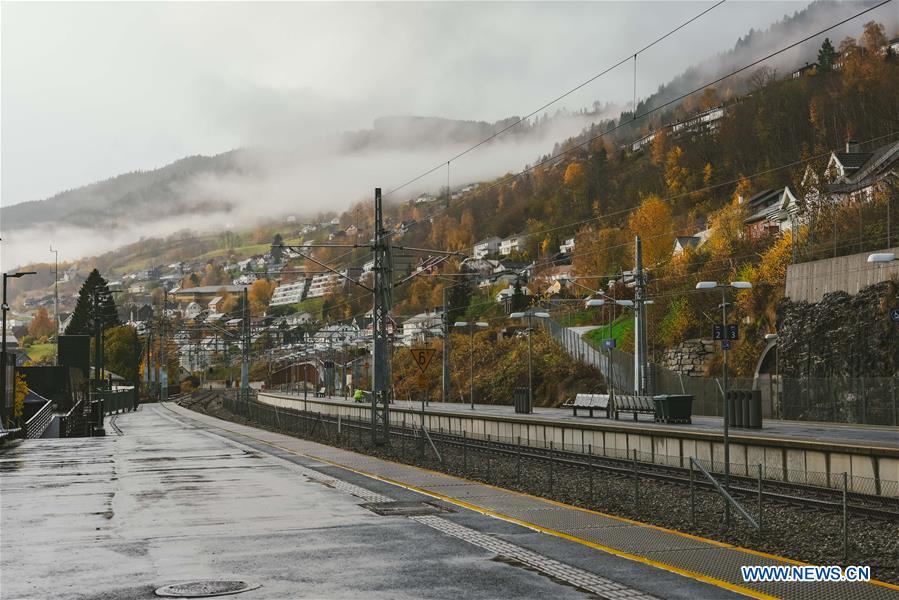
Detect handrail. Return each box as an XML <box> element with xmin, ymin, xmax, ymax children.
<box><xmin>25</xmin><ymin>398</ymin><xmax>54</xmax><ymax>439</ymax></box>
<box><xmin>690</xmin><ymin>457</ymin><xmax>759</xmax><ymax>530</ymax></box>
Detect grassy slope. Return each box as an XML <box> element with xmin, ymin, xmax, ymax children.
<box><xmin>583</xmin><ymin>316</ymin><xmax>633</xmax><ymax>348</ymax></box>
<box><xmin>25</xmin><ymin>343</ymin><xmax>56</xmax><ymax>364</ymax></box>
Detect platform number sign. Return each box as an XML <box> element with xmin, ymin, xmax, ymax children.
<box><xmin>713</xmin><ymin>324</ymin><xmax>739</xmax><ymax>341</ymax></box>
<box><xmin>409</xmin><ymin>348</ymin><xmax>436</xmax><ymax>374</ymax></box>
<box><xmin>603</xmin><ymin>338</ymin><xmax>616</xmax><ymax>349</ymax></box>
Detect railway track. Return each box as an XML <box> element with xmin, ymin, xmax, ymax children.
<box><xmin>184</xmin><ymin>392</ymin><xmax>899</xmax><ymax>521</ymax></box>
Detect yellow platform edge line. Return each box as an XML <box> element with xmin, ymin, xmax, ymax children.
<box><xmin>161</xmin><ymin>403</ymin><xmax>899</xmax><ymax>594</ymax></box>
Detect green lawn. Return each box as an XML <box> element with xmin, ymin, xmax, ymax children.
<box><xmin>584</xmin><ymin>316</ymin><xmax>633</xmax><ymax>348</ymax></box>
<box><xmin>25</xmin><ymin>343</ymin><xmax>56</xmax><ymax>364</ymax></box>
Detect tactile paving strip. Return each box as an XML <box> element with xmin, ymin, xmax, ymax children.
<box><xmin>412</xmin><ymin>515</ymin><xmax>659</xmax><ymax>600</ymax></box>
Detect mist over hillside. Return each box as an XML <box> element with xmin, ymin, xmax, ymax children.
<box><xmin>1</xmin><ymin>0</ymin><xmax>894</xmax><ymax>270</ymax></box>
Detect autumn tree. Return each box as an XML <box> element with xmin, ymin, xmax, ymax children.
<box><xmin>201</xmin><ymin>263</ymin><xmax>230</xmax><ymax>287</ymax></box>
<box><xmin>628</xmin><ymin>196</ymin><xmax>675</xmax><ymax>266</ymax></box>
<box><xmin>104</xmin><ymin>325</ymin><xmax>141</xmax><ymax>382</ymax></box>
<box><xmin>28</xmin><ymin>307</ymin><xmax>56</xmax><ymax>339</ymax></box>
<box><xmin>248</xmin><ymin>279</ymin><xmax>277</xmax><ymax>315</ymax></box>
<box><xmin>12</xmin><ymin>372</ymin><xmax>28</xmax><ymax>425</ymax></box>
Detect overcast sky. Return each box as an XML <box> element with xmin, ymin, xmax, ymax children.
<box><xmin>0</xmin><ymin>1</ymin><xmax>823</xmax><ymax>208</ymax></box>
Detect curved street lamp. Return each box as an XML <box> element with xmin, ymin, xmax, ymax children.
<box><xmin>694</xmin><ymin>280</ymin><xmax>752</xmax><ymax>513</ymax></box>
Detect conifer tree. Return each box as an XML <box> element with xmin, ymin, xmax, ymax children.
<box><xmin>64</xmin><ymin>269</ymin><xmax>121</xmax><ymax>335</ymax></box>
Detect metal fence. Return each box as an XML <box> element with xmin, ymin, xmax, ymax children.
<box><xmin>100</xmin><ymin>389</ymin><xmax>139</xmax><ymax>415</ymax></box>
<box><xmin>24</xmin><ymin>399</ymin><xmax>54</xmax><ymax>439</ymax></box>
<box><xmin>542</xmin><ymin>319</ymin><xmax>898</xmax><ymax>425</ymax></box>
<box><xmin>216</xmin><ymin>389</ymin><xmax>899</xmax><ymax>559</ymax></box>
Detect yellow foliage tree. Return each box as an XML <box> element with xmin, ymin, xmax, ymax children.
<box><xmin>248</xmin><ymin>279</ymin><xmax>276</xmax><ymax>316</ymax></box>
<box><xmin>627</xmin><ymin>196</ymin><xmax>675</xmax><ymax>266</ymax></box>
<box><xmin>14</xmin><ymin>372</ymin><xmax>28</xmax><ymax>422</ymax></box>
<box><xmin>563</xmin><ymin>162</ymin><xmax>586</xmax><ymax>188</ymax></box>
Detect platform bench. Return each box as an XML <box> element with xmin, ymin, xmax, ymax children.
<box><xmin>613</xmin><ymin>395</ymin><xmax>656</xmax><ymax>421</ymax></box>
<box><xmin>568</xmin><ymin>394</ymin><xmax>610</xmax><ymax>418</ymax></box>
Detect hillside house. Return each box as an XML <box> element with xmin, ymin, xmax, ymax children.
<box><xmin>495</xmin><ymin>285</ymin><xmax>531</xmax><ymax>303</ymax></box>
<box><xmin>269</xmin><ymin>281</ymin><xmax>307</xmax><ymax>307</ymax></box>
<box><xmin>173</xmin><ymin>285</ymin><xmax>248</xmax><ymax>305</ymax></box>
<box><xmin>800</xmin><ymin>139</ymin><xmax>899</xmax><ymax>212</ymax></box>
<box><xmin>401</xmin><ymin>312</ymin><xmax>443</xmax><ymax>346</ymax></box>
<box><xmin>472</xmin><ymin>236</ymin><xmax>501</xmax><ymax>259</ymax></box>
<box><xmin>183</xmin><ymin>302</ymin><xmax>202</xmax><ymax>320</ymax></box>
<box><xmin>743</xmin><ymin>187</ymin><xmax>801</xmax><ymax>239</ymax></box>
<box><xmin>791</xmin><ymin>62</ymin><xmax>818</xmax><ymax>78</ymax></box>
<box><xmin>559</xmin><ymin>237</ymin><xmax>576</xmax><ymax>254</ymax></box>
<box><xmin>499</xmin><ymin>234</ymin><xmax>524</xmax><ymax>256</ymax></box>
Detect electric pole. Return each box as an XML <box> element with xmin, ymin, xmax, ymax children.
<box><xmin>442</xmin><ymin>285</ymin><xmax>450</xmax><ymax>403</ymax></box>
<box><xmin>161</xmin><ymin>288</ymin><xmax>168</xmax><ymax>403</ymax></box>
<box><xmin>371</xmin><ymin>187</ymin><xmax>393</xmax><ymax>445</ymax></box>
<box><xmin>633</xmin><ymin>236</ymin><xmax>649</xmax><ymax>395</ymax></box>
<box><xmin>241</xmin><ymin>287</ymin><xmax>249</xmax><ymax>402</ymax></box>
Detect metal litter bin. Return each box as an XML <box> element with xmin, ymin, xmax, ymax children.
<box><xmin>747</xmin><ymin>389</ymin><xmax>763</xmax><ymax>428</ymax></box>
<box><xmin>513</xmin><ymin>387</ymin><xmax>531</xmax><ymax>414</ymax></box>
<box><xmin>653</xmin><ymin>394</ymin><xmax>693</xmax><ymax>424</ymax></box>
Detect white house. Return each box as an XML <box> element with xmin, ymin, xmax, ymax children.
<box><xmin>269</xmin><ymin>281</ymin><xmax>307</xmax><ymax>307</ymax></box>
<box><xmin>473</xmin><ymin>236</ymin><xmax>502</xmax><ymax>259</ymax></box>
<box><xmin>499</xmin><ymin>234</ymin><xmax>524</xmax><ymax>256</ymax></box>
<box><xmin>184</xmin><ymin>302</ymin><xmax>203</xmax><ymax>320</ymax></box>
<box><xmin>306</xmin><ymin>273</ymin><xmax>341</xmax><ymax>298</ymax></box>
<box><xmin>401</xmin><ymin>312</ymin><xmax>443</xmax><ymax>346</ymax></box>
<box><xmin>559</xmin><ymin>237</ymin><xmax>576</xmax><ymax>254</ymax></box>
<box><xmin>495</xmin><ymin>285</ymin><xmax>531</xmax><ymax>303</ymax></box>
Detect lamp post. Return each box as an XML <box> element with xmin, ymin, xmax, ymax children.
<box><xmin>764</xmin><ymin>333</ymin><xmax>779</xmax><ymax>419</ymax></box>
<box><xmin>50</xmin><ymin>245</ymin><xmax>59</xmax><ymax>365</ymax></box>
<box><xmin>453</xmin><ymin>321</ymin><xmax>488</xmax><ymax>409</ymax></box>
<box><xmin>509</xmin><ymin>311</ymin><xmax>550</xmax><ymax>410</ymax></box>
<box><xmin>2</xmin><ymin>271</ymin><xmax>36</xmax><ymax>425</ymax></box>
<box><xmin>694</xmin><ymin>281</ymin><xmax>752</xmax><ymax>499</ymax></box>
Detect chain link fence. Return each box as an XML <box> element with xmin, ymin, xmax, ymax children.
<box><xmin>541</xmin><ymin>319</ymin><xmax>898</xmax><ymax>425</ymax></box>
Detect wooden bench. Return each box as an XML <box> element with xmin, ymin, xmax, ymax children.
<box><xmin>613</xmin><ymin>395</ymin><xmax>656</xmax><ymax>421</ymax></box>
<box><xmin>567</xmin><ymin>394</ymin><xmax>610</xmax><ymax>418</ymax></box>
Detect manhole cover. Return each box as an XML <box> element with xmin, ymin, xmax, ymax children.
<box><xmin>361</xmin><ymin>501</ymin><xmax>452</xmax><ymax>516</ymax></box>
<box><xmin>155</xmin><ymin>580</ymin><xmax>261</xmax><ymax>597</ymax></box>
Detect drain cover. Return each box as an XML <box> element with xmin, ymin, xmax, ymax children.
<box><xmin>155</xmin><ymin>580</ymin><xmax>260</xmax><ymax>597</ymax></box>
<box><xmin>361</xmin><ymin>501</ymin><xmax>452</xmax><ymax>516</ymax></box>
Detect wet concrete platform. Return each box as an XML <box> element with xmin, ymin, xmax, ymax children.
<box><xmin>282</xmin><ymin>393</ymin><xmax>899</xmax><ymax>449</ymax></box>
<box><xmin>3</xmin><ymin>404</ymin><xmax>737</xmax><ymax>600</ymax></box>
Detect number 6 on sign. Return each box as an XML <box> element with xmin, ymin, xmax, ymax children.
<box><xmin>409</xmin><ymin>348</ymin><xmax>436</xmax><ymax>373</ymax></box>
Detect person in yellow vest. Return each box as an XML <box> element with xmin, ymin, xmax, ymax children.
<box><xmin>354</xmin><ymin>389</ymin><xmax>365</xmax><ymax>403</ymax></box>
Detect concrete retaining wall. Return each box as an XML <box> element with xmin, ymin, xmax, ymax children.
<box><xmin>785</xmin><ymin>246</ymin><xmax>899</xmax><ymax>303</ymax></box>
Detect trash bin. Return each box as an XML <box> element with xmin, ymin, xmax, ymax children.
<box><xmin>652</xmin><ymin>396</ymin><xmax>667</xmax><ymax>422</ymax></box>
<box><xmin>747</xmin><ymin>389</ymin><xmax>763</xmax><ymax>428</ymax></box>
<box><xmin>513</xmin><ymin>387</ymin><xmax>531</xmax><ymax>414</ymax></box>
<box><xmin>653</xmin><ymin>395</ymin><xmax>693</xmax><ymax>424</ymax></box>
<box><xmin>729</xmin><ymin>390</ymin><xmax>744</xmax><ymax>428</ymax></box>
<box><xmin>741</xmin><ymin>390</ymin><xmax>751</xmax><ymax>427</ymax></box>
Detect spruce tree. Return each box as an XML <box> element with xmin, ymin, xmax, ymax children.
<box><xmin>271</xmin><ymin>233</ymin><xmax>284</xmax><ymax>262</ymax></box>
<box><xmin>64</xmin><ymin>269</ymin><xmax>121</xmax><ymax>335</ymax></box>
<box><xmin>817</xmin><ymin>38</ymin><xmax>837</xmax><ymax>72</ymax></box>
